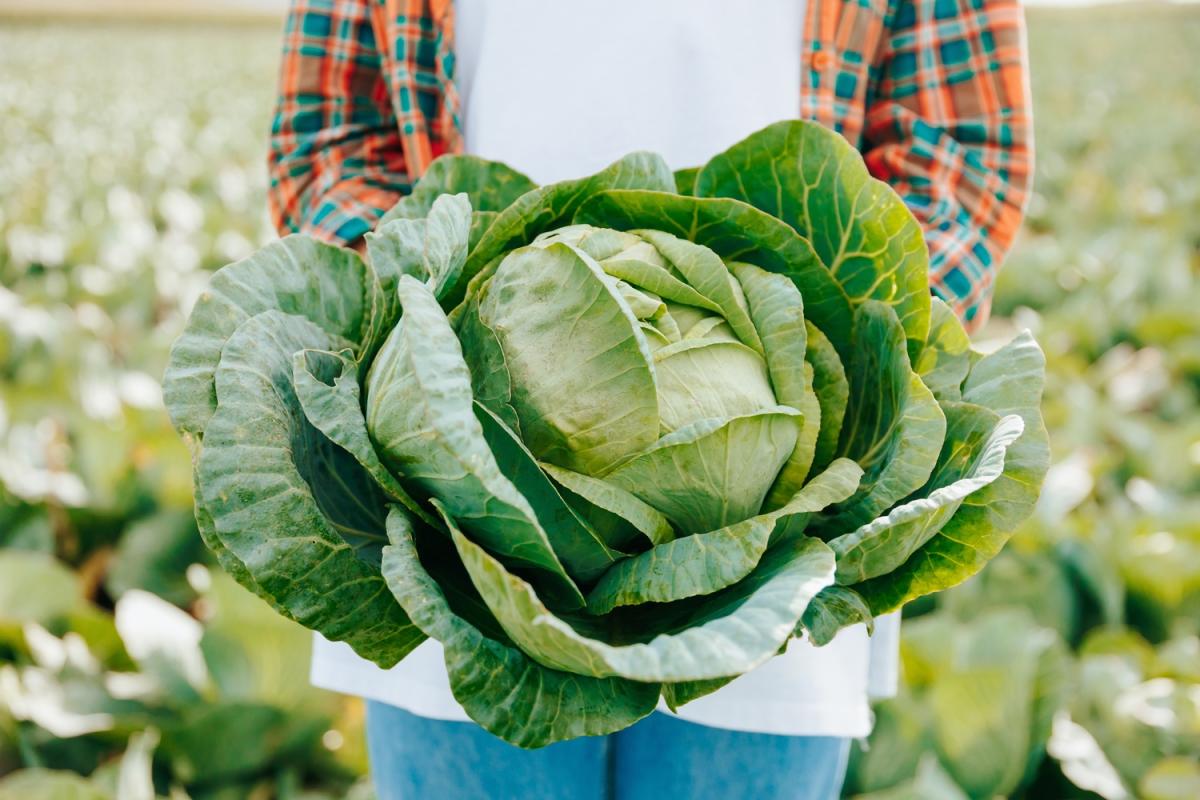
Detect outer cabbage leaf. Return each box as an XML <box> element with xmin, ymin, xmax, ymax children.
<box><xmin>362</xmin><ymin>192</ymin><xmax>475</xmax><ymax>373</ymax></box>
<box><xmin>440</xmin><ymin>501</ymin><xmax>835</xmax><ymax>682</ymax></box>
<box><xmin>197</xmin><ymin>310</ymin><xmax>423</xmax><ymax>666</ymax></box>
<box><xmin>661</xmin><ymin>675</ymin><xmax>738</xmax><ymax>712</ymax></box>
<box><xmin>853</xmin><ymin>333</ymin><xmax>1049</xmax><ymax>613</ymax></box>
<box><xmin>915</xmin><ymin>298</ymin><xmax>973</xmax><ymax>403</ymax></box>
<box><xmin>380</xmin><ymin>508</ymin><xmax>658</xmax><ymax>749</ymax></box>
<box><xmin>163</xmin><ymin>236</ymin><xmax>368</xmax><ymax>437</ymax></box>
<box><xmin>817</xmin><ymin>302</ymin><xmax>946</xmax><ymax>532</ymax></box>
<box><xmin>377</xmin><ymin>153</ymin><xmax>537</xmax><ymax>240</ymax></box>
<box><xmin>193</xmin><ymin>480</ymin><xmax>284</xmax><ymax>616</ymax></box>
<box><xmin>694</xmin><ymin>120</ymin><xmax>931</xmax><ymax>361</ymax></box>
<box><xmin>673</xmin><ymin>166</ymin><xmax>700</xmax><ymax>196</ymax></box>
<box><xmin>830</xmin><ymin>410</ymin><xmax>1024</xmax><ymax>585</ymax></box>
<box><xmin>366</xmin><ymin>276</ymin><xmax>584</xmax><ymax>609</ymax></box>
<box><xmin>805</xmin><ymin>320</ymin><xmax>849</xmax><ymax>473</ymax></box>
<box><xmin>474</xmin><ymin>402</ymin><xmax>624</xmax><ymax>583</ymax></box>
<box><xmin>367</xmin><ymin>193</ymin><xmax>470</xmax><ymax>304</ymax></box>
<box><xmin>587</xmin><ymin>458</ymin><xmax>861</xmax><ymax>613</ymax></box>
<box><xmin>292</xmin><ymin>347</ymin><xmax>433</xmax><ymax>527</ymax></box>
<box><xmin>799</xmin><ymin>586</ymin><xmax>875</xmax><ymax>646</ymax></box>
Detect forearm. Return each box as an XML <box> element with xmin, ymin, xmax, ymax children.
<box><xmin>267</xmin><ymin>0</ymin><xmax>411</xmax><ymax>246</ymax></box>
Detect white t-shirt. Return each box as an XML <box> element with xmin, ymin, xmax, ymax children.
<box><xmin>311</xmin><ymin>0</ymin><xmax>900</xmax><ymax>738</ymax></box>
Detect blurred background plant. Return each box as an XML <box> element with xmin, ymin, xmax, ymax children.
<box><xmin>0</xmin><ymin>4</ymin><xmax>1196</xmax><ymax>798</ymax></box>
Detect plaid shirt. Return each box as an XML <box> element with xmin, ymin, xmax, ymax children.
<box><xmin>269</xmin><ymin>0</ymin><xmax>1032</xmax><ymax>328</ymax></box>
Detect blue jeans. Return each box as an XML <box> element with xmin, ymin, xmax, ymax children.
<box><xmin>366</xmin><ymin>701</ymin><xmax>850</xmax><ymax>800</ymax></box>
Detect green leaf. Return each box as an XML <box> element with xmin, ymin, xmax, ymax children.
<box><xmin>539</xmin><ymin>225</ymin><xmax>725</xmax><ymax>315</ymax></box>
<box><xmin>732</xmin><ymin>261</ymin><xmax>820</xmax><ymax>505</ymax></box>
<box><xmin>854</xmin><ymin>333</ymin><xmax>1048</xmax><ymax>612</ymax></box>
<box><xmin>442</xmin><ymin>501</ymin><xmax>835</xmax><ymax>682</ymax></box>
<box><xmin>818</xmin><ymin>302</ymin><xmax>946</xmax><ymax>532</ymax></box>
<box><xmin>847</xmin><ymin>694</ymin><xmax>934</xmax><ymax>794</ymax></box>
<box><xmin>831</xmin><ymin>412</ymin><xmax>1024</xmax><ymax>584</ymax></box>
<box><xmin>362</xmin><ymin>193</ymin><xmax>473</xmax><ymax>377</ymax></box>
<box><xmin>380</xmin><ymin>508</ymin><xmax>659</xmax><ymax>748</ymax></box>
<box><xmin>451</xmin><ymin>255</ymin><xmax>521</xmax><ymax>432</ymax></box>
<box><xmin>662</xmin><ymin>676</ymin><xmax>736</xmax><ymax>711</ymax></box>
<box><xmin>0</xmin><ymin>551</ymin><xmax>81</xmax><ymax>625</ymax></box>
<box><xmin>1140</xmin><ymin>757</ymin><xmax>1200</xmax><ymax>800</ymax></box>
<box><xmin>375</xmin><ymin>153</ymin><xmax>533</xmax><ymax>255</ymax></box>
<box><xmin>473</xmin><ymin>402</ymin><xmax>622</xmax><ymax>584</ymax></box>
<box><xmin>466</xmin><ymin>210</ymin><xmax>499</xmax><ymax>249</ymax></box>
<box><xmin>163</xmin><ymin>235</ymin><xmax>368</xmax><ymax>437</ymax></box>
<box><xmin>849</xmin><ymin>756</ymin><xmax>970</xmax><ymax>800</ymax></box>
<box><xmin>799</xmin><ymin>585</ymin><xmax>874</xmax><ymax>646</ymax></box>
<box><xmin>587</xmin><ymin>459</ymin><xmax>861</xmax><ymax>613</ymax></box>
<box><xmin>1025</xmin><ymin>629</ymin><xmax>1070</xmax><ymax>787</ymax></box>
<box><xmin>366</xmin><ymin>275</ymin><xmax>584</xmax><ymax>609</ymax></box>
<box><xmin>472</xmin><ymin>243</ymin><xmax>660</xmax><ymax>476</ymax></box>
<box><xmin>915</xmin><ymin>298</ymin><xmax>972</xmax><ymax>403</ymax></box>
<box><xmin>104</xmin><ymin>510</ymin><xmax>206</xmax><ymax>607</ymax></box>
<box><xmin>576</xmin><ymin>189</ymin><xmax>854</xmax><ymax>359</ymax></box>
<box><xmin>0</xmin><ymin>770</ymin><xmax>112</xmax><ymax>800</ymax></box>
<box><xmin>0</xmin><ymin>508</ymin><xmax>53</xmax><ymax>553</ymax></box>
<box><xmin>695</xmin><ymin>120</ymin><xmax>930</xmax><ymax>361</ymax></box>
<box><xmin>652</xmin><ymin>338</ymin><xmax>776</xmax><ymax>433</ymax></box>
<box><xmin>604</xmin><ymin>409</ymin><xmax>801</xmax><ymax>535</ymax></box>
<box><xmin>926</xmin><ymin>611</ymin><xmax>1066</xmax><ymax>799</ymax></box>
<box><xmin>421</xmin><ymin>193</ymin><xmax>472</xmax><ymax>298</ymax></box>
<box><xmin>198</xmin><ymin>310</ymin><xmax>422</xmax><ymax>667</ymax></box>
<box><xmin>378</xmin><ymin>154</ymin><xmax>536</xmax><ymax>226</ymax></box>
<box><xmin>198</xmin><ymin>571</ymin><xmax>321</xmax><ymax>709</ymax></box>
<box><xmin>805</xmin><ymin>321</ymin><xmax>849</xmax><ymax>473</ymax></box>
<box><xmin>160</xmin><ymin>700</ymin><xmax>327</xmax><ymax>786</ymax></box>
<box><xmin>461</xmin><ymin>152</ymin><xmax>674</xmax><ymax>304</ymax></box>
<box><xmin>538</xmin><ymin>461</ymin><xmax>676</xmax><ymax>548</ymax></box>
<box><xmin>367</xmin><ymin>193</ymin><xmax>471</xmax><ymax>304</ymax></box>
<box><xmin>950</xmin><ymin>332</ymin><xmax>1050</xmax><ymax>532</ymax></box>
<box><xmin>194</xmin><ymin>488</ymin><xmax>284</xmax><ymax>617</ymax></box>
<box><xmin>293</xmin><ymin>348</ymin><xmax>433</xmax><ymax>527</ymax></box>
<box><xmin>634</xmin><ymin>230</ymin><xmax>764</xmax><ymax>355</ymax></box>
<box><xmin>360</xmin><ymin>217</ymin><xmax>418</xmax><ymax>365</ymax></box>
<box><xmin>673</xmin><ymin>166</ymin><xmax>699</xmax><ymax>196</ymax></box>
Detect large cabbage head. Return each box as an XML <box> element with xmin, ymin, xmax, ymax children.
<box><xmin>163</xmin><ymin>121</ymin><xmax>1048</xmax><ymax>748</ymax></box>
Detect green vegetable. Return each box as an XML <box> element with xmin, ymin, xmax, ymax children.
<box><xmin>163</xmin><ymin>120</ymin><xmax>1047</xmax><ymax>747</ymax></box>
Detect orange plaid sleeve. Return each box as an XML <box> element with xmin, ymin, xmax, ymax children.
<box><xmin>268</xmin><ymin>0</ymin><xmax>411</xmax><ymax>245</ymax></box>
<box><xmin>862</xmin><ymin>0</ymin><xmax>1033</xmax><ymax>329</ymax></box>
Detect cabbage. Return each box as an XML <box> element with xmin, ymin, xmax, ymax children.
<box><xmin>163</xmin><ymin>121</ymin><xmax>1047</xmax><ymax>747</ymax></box>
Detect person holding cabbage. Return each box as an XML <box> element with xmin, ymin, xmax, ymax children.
<box><xmin>258</xmin><ymin>0</ymin><xmax>1034</xmax><ymax>797</ymax></box>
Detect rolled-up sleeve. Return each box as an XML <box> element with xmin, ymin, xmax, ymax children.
<box><xmin>268</xmin><ymin>0</ymin><xmax>411</xmax><ymax>245</ymax></box>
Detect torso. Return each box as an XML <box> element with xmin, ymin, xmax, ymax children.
<box><xmin>454</xmin><ymin>0</ymin><xmax>805</xmax><ymax>181</ymax></box>
<box><xmin>311</xmin><ymin>0</ymin><xmax>898</xmax><ymax>738</ymax></box>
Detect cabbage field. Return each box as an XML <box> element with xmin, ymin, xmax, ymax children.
<box><xmin>1</xmin><ymin>6</ymin><xmax>1198</xmax><ymax>798</ymax></box>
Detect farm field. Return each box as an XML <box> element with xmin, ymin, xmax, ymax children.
<box><xmin>1</xmin><ymin>6</ymin><xmax>1198</xmax><ymax>798</ymax></box>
